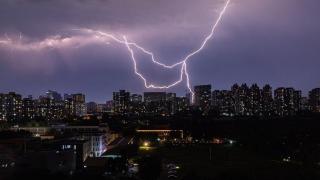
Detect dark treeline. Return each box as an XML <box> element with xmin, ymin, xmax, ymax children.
<box><xmin>169</xmin><ymin>113</ymin><xmax>320</xmax><ymax>163</ymax></box>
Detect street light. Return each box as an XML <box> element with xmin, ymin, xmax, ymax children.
<box><xmin>143</xmin><ymin>141</ymin><xmax>150</xmax><ymax>147</ymax></box>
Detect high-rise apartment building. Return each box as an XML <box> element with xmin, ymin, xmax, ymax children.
<box><xmin>274</xmin><ymin>87</ymin><xmax>301</xmax><ymax>116</ymax></box>
<box><xmin>194</xmin><ymin>85</ymin><xmax>212</xmax><ymax>112</ymax></box>
<box><xmin>0</xmin><ymin>92</ymin><xmax>23</xmax><ymax>122</ymax></box>
<box><xmin>261</xmin><ymin>85</ymin><xmax>273</xmax><ymax>116</ymax></box>
<box><xmin>309</xmin><ymin>88</ymin><xmax>320</xmax><ymax>113</ymax></box>
<box><xmin>22</xmin><ymin>97</ymin><xmax>35</xmax><ymax>120</ymax></box>
<box><xmin>113</xmin><ymin>90</ymin><xmax>130</xmax><ymax>114</ymax></box>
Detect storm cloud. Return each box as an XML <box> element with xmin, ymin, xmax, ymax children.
<box><xmin>0</xmin><ymin>0</ymin><xmax>319</xmax><ymax>102</ymax></box>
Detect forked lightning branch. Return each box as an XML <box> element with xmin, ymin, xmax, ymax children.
<box><xmin>0</xmin><ymin>0</ymin><xmax>230</xmax><ymax>103</ymax></box>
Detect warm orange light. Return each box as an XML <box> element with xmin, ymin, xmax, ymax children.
<box><xmin>143</xmin><ymin>141</ymin><xmax>150</xmax><ymax>147</ymax></box>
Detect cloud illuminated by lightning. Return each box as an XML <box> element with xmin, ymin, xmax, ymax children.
<box><xmin>74</xmin><ymin>0</ymin><xmax>230</xmax><ymax>102</ymax></box>
<box><xmin>0</xmin><ymin>0</ymin><xmax>230</xmax><ymax>103</ymax></box>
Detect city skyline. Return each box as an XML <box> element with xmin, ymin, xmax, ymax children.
<box><xmin>0</xmin><ymin>82</ymin><xmax>319</xmax><ymax>103</ymax></box>
<box><xmin>1</xmin><ymin>84</ymin><xmax>319</xmax><ymax>123</ymax></box>
<box><xmin>0</xmin><ymin>0</ymin><xmax>320</xmax><ymax>102</ymax></box>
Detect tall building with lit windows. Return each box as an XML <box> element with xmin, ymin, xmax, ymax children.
<box><xmin>249</xmin><ymin>84</ymin><xmax>261</xmax><ymax>116</ymax></box>
<box><xmin>274</xmin><ymin>88</ymin><xmax>287</xmax><ymax>116</ymax></box>
<box><xmin>35</xmin><ymin>90</ymin><xmax>65</xmax><ymax>121</ymax></box>
<box><xmin>176</xmin><ymin>97</ymin><xmax>189</xmax><ymax>112</ymax></box>
<box><xmin>261</xmin><ymin>85</ymin><xmax>273</xmax><ymax>116</ymax></box>
<box><xmin>144</xmin><ymin>92</ymin><xmax>167</xmax><ymax>115</ymax></box>
<box><xmin>63</xmin><ymin>93</ymin><xmax>86</xmax><ymax>118</ymax></box>
<box><xmin>22</xmin><ymin>97</ymin><xmax>35</xmax><ymax>120</ymax></box>
<box><xmin>0</xmin><ymin>92</ymin><xmax>22</xmax><ymax>122</ymax></box>
<box><xmin>309</xmin><ymin>88</ymin><xmax>320</xmax><ymax>113</ymax></box>
<box><xmin>144</xmin><ymin>92</ymin><xmax>166</xmax><ymax>103</ymax></box>
<box><xmin>274</xmin><ymin>87</ymin><xmax>301</xmax><ymax>116</ymax></box>
<box><xmin>130</xmin><ymin>94</ymin><xmax>144</xmax><ymax>115</ymax></box>
<box><xmin>37</xmin><ymin>96</ymin><xmax>65</xmax><ymax>121</ymax></box>
<box><xmin>194</xmin><ymin>85</ymin><xmax>212</xmax><ymax>111</ymax></box>
<box><xmin>293</xmin><ymin>90</ymin><xmax>302</xmax><ymax>112</ymax></box>
<box><xmin>212</xmin><ymin>90</ymin><xmax>234</xmax><ymax>116</ymax></box>
<box><xmin>231</xmin><ymin>84</ymin><xmax>251</xmax><ymax>116</ymax></box>
<box><xmin>72</xmin><ymin>94</ymin><xmax>86</xmax><ymax>117</ymax></box>
<box><xmin>130</xmin><ymin>94</ymin><xmax>142</xmax><ymax>103</ymax></box>
<box><xmin>0</xmin><ymin>94</ymin><xmax>6</xmax><ymax>121</ymax></box>
<box><xmin>113</xmin><ymin>90</ymin><xmax>130</xmax><ymax>114</ymax></box>
<box><xmin>166</xmin><ymin>93</ymin><xmax>177</xmax><ymax>115</ymax></box>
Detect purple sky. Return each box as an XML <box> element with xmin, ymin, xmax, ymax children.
<box><xmin>0</xmin><ymin>0</ymin><xmax>319</xmax><ymax>103</ymax></box>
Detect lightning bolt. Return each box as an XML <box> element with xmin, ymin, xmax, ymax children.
<box><xmin>0</xmin><ymin>0</ymin><xmax>230</xmax><ymax>103</ymax></box>
<box><xmin>77</xmin><ymin>0</ymin><xmax>230</xmax><ymax>102</ymax></box>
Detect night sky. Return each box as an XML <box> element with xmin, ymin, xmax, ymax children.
<box><xmin>0</xmin><ymin>0</ymin><xmax>319</xmax><ymax>103</ymax></box>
